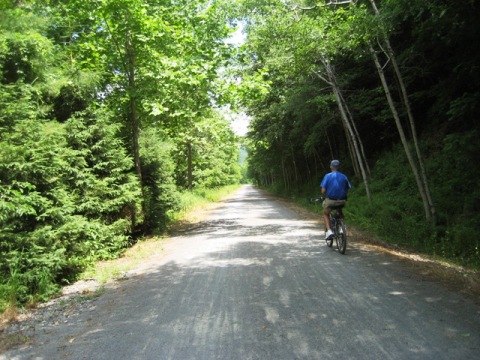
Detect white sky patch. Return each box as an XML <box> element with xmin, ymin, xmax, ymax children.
<box><xmin>230</xmin><ymin>112</ymin><xmax>250</xmax><ymax>137</ymax></box>
<box><xmin>222</xmin><ymin>105</ymin><xmax>251</xmax><ymax>137</ymax></box>
<box><xmin>222</xmin><ymin>22</ymin><xmax>249</xmax><ymax>137</ymax></box>
<box><xmin>224</xmin><ymin>21</ymin><xmax>246</xmax><ymax>46</ymax></box>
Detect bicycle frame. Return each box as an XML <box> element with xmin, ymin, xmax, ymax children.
<box><xmin>310</xmin><ymin>196</ymin><xmax>347</xmax><ymax>254</ymax></box>
<box><xmin>329</xmin><ymin>208</ymin><xmax>347</xmax><ymax>254</ymax></box>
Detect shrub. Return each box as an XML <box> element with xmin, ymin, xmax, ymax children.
<box><xmin>140</xmin><ymin>128</ymin><xmax>181</xmax><ymax>232</ymax></box>
<box><xmin>0</xmin><ymin>109</ymin><xmax>142</xmax><ymax>306</ymax></box>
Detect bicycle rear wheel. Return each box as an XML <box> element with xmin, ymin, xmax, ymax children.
<box><xmin>325</xmin><ymin>227</ymin><xmax>333</xmax><ymax>247</ymax></box>
<box><xmin>336</xmin><ymin>221</ymin><xmax>347</xmax><ymax>254</ymax></box>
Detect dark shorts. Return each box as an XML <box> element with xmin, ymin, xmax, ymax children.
<box><xmin>322</xmin><ymin>198</ymin><xmax>346</xmax><ymax>214</ymax></box>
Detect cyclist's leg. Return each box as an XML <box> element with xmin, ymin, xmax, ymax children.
<box><xmin>322</xmin><ymin>200</ymin><xmax>332</xmax><ymax>231</ymax></box>
<box><xmin>331</xmin><ymin>200</ymin><xmax>346</xmax><ymax>219</ymax></box>
<box><xmin>323</xmin><ymin>209</ymin><xmax>331</xmax><ymax>231</ymax></box>
<box><xmin>337</xmin><ymin>219</ymin><xmax>347</xmax><ymax>254</ymax></box>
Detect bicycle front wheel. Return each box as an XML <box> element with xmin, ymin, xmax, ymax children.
<box><xmin>336</xmin><ymin>221</ymin><xmax>347</xmax><ymax>254</ymax></box>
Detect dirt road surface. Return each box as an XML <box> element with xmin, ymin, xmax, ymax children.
<box><xmin>2</xmin><ymin>185</ymin><xmax>479</xmax><ymax>359</ymax></box>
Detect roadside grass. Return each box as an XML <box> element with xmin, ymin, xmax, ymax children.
<box><xmin>81</xmin><ymin>184</ymin><xmax>242</xmax><ymax>285</ymax></box>
<box><xmin>169</xmin><ymin>185</ymin><xmax>241</xmax><ymax>224</ymax></box>
<box><xmin>79</xmin><ymin>237</ymin><xmax>166</xmax><ymax>284</ymax></box>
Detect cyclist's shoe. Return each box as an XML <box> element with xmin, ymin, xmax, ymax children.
<box><xmin>325</xmin><ymin>229</ymin><xmax>334</xmax><ymax>240</ymax></box>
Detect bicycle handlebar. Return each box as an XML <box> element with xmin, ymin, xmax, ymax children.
<box><xmin>310</xmin><ymin>196</ymin><xmax>324</xmax><ymax>203</ymax></box>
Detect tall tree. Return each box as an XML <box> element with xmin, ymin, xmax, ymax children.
<box><xmin>304</xmin><ymin>0</ymin><xmax>436</xmax><ymax>222</ymax></box>
<box><xmin>44</xmin><ymin>0</ymin><xmax>233</xmax><ymax>184</ymax></box>
<box><xmin>235</xmin><ymin>1</ymin><xmax>372</xmax><ymax>197</ymax></box>
<box><xmin>366</xmin><ymin>0</ymin><xmax>436</xmax><ymax>223</ymax></box>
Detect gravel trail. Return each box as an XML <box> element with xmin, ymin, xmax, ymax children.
<box><xmin>2</xmin><ymin>185</ymin><xmax>479</xmax><ymax>359</ymax></box>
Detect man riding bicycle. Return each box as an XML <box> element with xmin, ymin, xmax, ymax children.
<box><xmin>320</xmin><ymin>160</ymin><xmax>352</xmax><ymax>240</ymax></box>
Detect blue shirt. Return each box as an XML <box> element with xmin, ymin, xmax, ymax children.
<box><xmin>320</xmin><ymin>171</ymin><xmax>351</xmax><ymax>200</ymax></box>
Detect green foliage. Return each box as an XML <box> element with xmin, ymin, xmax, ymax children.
<box><xmin>65</xmin><ymin>109</ymin><xmax>142</xmax><ymax>226</ymax></box>
<box><xmin>427</xmin><ymin>130</ymin><xmax>480</xmax><ymax>266</ymax></box>
<box><xmin>172</xmin><ymin>185</ymin><xmax>241</xmax><ymax>221</ymax></box>
<box><xmin>346</xmin><ymin>133</ymin><xmax>480</xmax><ymax>268</ymax></box>
<box><xmin>140</xmin><ymin>128</ymin><xmax>181</xmax><ymax>232</ymax></box>
<box><xmin>191</xmin><ymin>114</ymin><xmax>242</xmax><ymax>188</ymax></box>
<box><xmin>236</xmin><ymin>0</ymin><xmax>480</xmax><ymax>269</ymax></box>
<box><xmin>0</xmin><ymin>11</ymin><xmax>53</xmax><ymax>84</ymax></box>
<box><xmin>171</xmin><ymin>111</ymin><xmax>241</xmax><ymax>190</ymax></box>
<box><xmin>0</xmin><ymin>110</ymin><xmax>141</xmax><ymax>306</ymax></box>
<box><xmin>289</xmin><ymin>133</ymin><xmax>480</xmax><ymax>269</ymax></box>
<box><xmin>0</xmin><ymin>0</ymin><xmax>244</xmax><ymax>311</ymax></box>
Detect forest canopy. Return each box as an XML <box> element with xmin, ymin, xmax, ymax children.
<box><xmin>0</xmin><ymin>0</ymin><xmax>242</xmax><ymax>308</ymax></box>
<box><xmin>233</xmin><ymin>0</ymin><xmax>480</xmax><ymax>267</ymax></box>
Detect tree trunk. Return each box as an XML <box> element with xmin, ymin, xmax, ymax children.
<box><xmin>126</xmin><ymin>31</ymin><xmax>142</xmax><ymax>184</ymax></box>
<box><xmin>369</xmin><ymin>44</ymin><xmax>432</xmax><ymax>222</ymax></box>
<box><xmin>368</xmin><ymin>0</ymin><xmax>436</xmax><ymax>223</ymax></box>
<box><xmin>346</xmin><ymin>131</ymin><xmax>360</xmax><ymax>177</ymax></box>
<box><xmin>325</xmin><ymin>128</ymin><xmax>335</xmax><ymax>161</ymax></box>
<box><xmin>338</xmin><ymin>89</ymin><xmax>371</xmax><ymax>177</ymax></box>
<box><xmin>281</xmin><ymin>156</ymin><xmax>288</xmax><ymax>190</ymax></box>
<box><xmin>290</xmin><ymin>142</ymin><xmax>299</xmax><ymax>183</ymax></box>
<box><xmin>187</xmin><ymin>141</ymin><xmax>193</xmax><ymax>191</ymax></box>
<box><xmin>316</xmin><ymin>59</ymin><xmax>372</xmax><ymax>203</ymax></box>
<box><xmin>304</xmin><ymin>153</ymin><xmax>312</xmax><ymax>177</ymax></box>
<box><xmin>313</xmin><ymin>146</ymin><xmax>322</xmax><ymax>179</ymax></box>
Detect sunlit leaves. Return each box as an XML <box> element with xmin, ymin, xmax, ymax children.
<box><xmin>0</xmin><ymin>0</ymin><xmax>245</xmax><ymax>306</ymax></box>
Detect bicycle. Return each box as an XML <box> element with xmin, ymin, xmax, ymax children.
<box><xmin>310</xmin><ymin>196</ymin><xmax>347</xmax><ymax>254</ymax></box>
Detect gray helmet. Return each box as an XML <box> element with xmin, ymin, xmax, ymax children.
<box><xmin>330</xmin><ymin>160</ymin><xmax>340</xmax><ymax>167</ymax></box>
